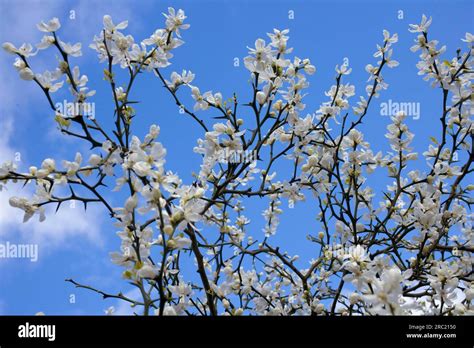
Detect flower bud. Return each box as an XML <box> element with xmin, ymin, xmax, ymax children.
<box><xmin>166</xmin><ymin>239</ymin><xmax>177</xmax><ymax>249</ymax></box>
<box><xmin>256</xmin><ymin>91</ymin><xmax>266</xmax><ymax>105</ymax></box>
<box><xmin>88</xmin><ymin>154</ymin><xmax>102</xmax><ymax>166</ymax></box>
<box><xmin>163</xmin><ymin>225</ymin><xmax>174</xmax><ymax>236</ymax></box>
<box><xmin>19</xmin><ymin>68</ymin><xmax>35</xmax><ymax>81</ymax></box>
<box><xmin>2</xmin><ymin>42</ymin><xmax>16</xmax><ymax>54</ymax></box>
<box><xmin>349</xmin><ymin>292</ymin><xmax>359</xmax><ymax>305</ymax></box>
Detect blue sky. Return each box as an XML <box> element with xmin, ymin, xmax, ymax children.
<box><xmin>0</xmin><ymin>0</ymin><xmax>472</xmax><ymax>314</ymax></box>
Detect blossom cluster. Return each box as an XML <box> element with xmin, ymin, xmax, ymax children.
<box><xmin>1</xmin><ymin>11</ymin><xmax>472</xmax><ymax>316</ymax></box>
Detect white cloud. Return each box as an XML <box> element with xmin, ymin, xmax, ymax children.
<box><xmin>72</xmin><ymin>0</ymin><xmax>159</xmax><ymax>42</ymax></box>
<box><xmin>0</xmin><ymin>183</ymin><xmax>104</xmax><ymax>248</ymax></box>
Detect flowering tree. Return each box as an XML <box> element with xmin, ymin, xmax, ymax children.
<box><xmin>1</xmin><ymin>9</ymin><xmax>473</xmax><ymax>316</ymax></box>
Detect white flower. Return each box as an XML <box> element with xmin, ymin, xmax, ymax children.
<box><xmin>137</xmin><ymin>264</ymin><xmax>159</xmax><ymax>279</ymax></box>
<box><xmin>17</xmin><ymin>43</ymin><xmax>37</xmax><ymax>57</ymax></box>
<box><xmin>88</xmin><ymin>154</ymin><xmax>102</xmax><ymax>166</ymax></box>
<box><xmin>62</xmin><ymin>152</ymin><xmax>82</xmax><ymax>177</ymax></box>
<box><xmin>144</xmin><ymin>124</ymin><xmax>161</xmax><ymax>142</ymax></box>
<box><xmin>408</xmin><ymin>15</ymin><xmax>432</xmax><ymax>33</ymax></box>
<box><xmin>124</xmin><ymin>194</ymin><xmax>138</xmax><ymax>212</ymax></box>
<box><xmin>244</xmin><ymin>38</ymin><xmax>273</xmax><ymax>72</ymax></box>
<box><xmin>349</xmin><ymin>292</ymin><xmax>360</xmax><ymax>305</ymax></box>
<box><xmin>41</xmin><ymin>158</ymin><xmax>56</xmax><ymax>172</ymax></box>
<box><xmin>341</xmin><ymin>129</ymin><xmax>367</xmax><ymax>149</ymax></box>
<box><xmin>384</xmin><ymin>49</ymin><xmax>399</xmax><ymax>68</ymax></box>
<box><xmin>162</xmin><ymin>305</ymin><xmax>177</xmax><ymax>316</ymax></box>
<box><xmin>9</xmin><ymin>197</ymin><xmax>45</xmax><ymax>223</ymax></box>
<box><xmin>60</xmin><ymin>41</ymin><xmax>82</xmax><ymax>57</ymax></box>
<box><xmin>103</xmin><ymin>15</ymin><xmax>128</xmax><ymax>33</ymax></box>
<box><xmin>36</xmin><ymin>70</ymin><xmax>63</xmax><ymax>92</ymax></box>
<box><xmin>461</xmin><ymin>32</ymin><xmax>473</xmax><ymax>43</ymax></box>
<box><xmin>166</xmin><ymin>70</ymin><xmax>195</xmax><ymax>90</ymax></box>
<box><xmin>383</xmin><ymin>30</ymin><xmax>398</xmax><ymax>44</ymax></box>
<box><xmin>335</xmin><ymin>63</ymin><xmax>352</xmax><ymax>75</ymax></box>
<box><xmin>267</xmin><ymin>28</ymin><xmax>290</xmax><ymax>54</ymax></box>
<box><xmin>73</xmin><ymin>86</ymin><xmax>96</xmax><ymax>100</ymax></box>
<box><xmin>0</xmin><ymin>161</ymin><xmax>16</xmax><ymax>179</ymax></box>
<box><xmin>36</xmin><ymin>35</ymin><xmax>55</xmax><ymax>50</ymax></box>
<box><xmin>167</xmin><ymin>236</ymin><xmax>192</xmax><ymax>250</ymax></box>
<box><xmin>362</xmin><ymin>267</ymin><xmax>405</xmax><ymax>314</ymax></box>
<box><xmin>143</xmin><ymin>28</ymin><xmax>167</xmax><ymax>47</ymax></box>
<box><xmin>110</xmin><ymin>251</ymin><xmax>132</xmax><ymax>266</ymax></box>
<box><xmin>163</xmin><ymin>7</ymin><xmax>190</xmax><ymax>37</ymax></box>
<box><xmin>168</xmin><ymin>282</ymin><xmax>192</xmax><ymax>298</ymax></box>
<box><xmin>37</xmin><ymin>17</ymin><xmax>61</xmax><ymax>32</ymax></box>
<box><xmin>133</xmin><ymin>161</ymin><xmax>152</xmax><ymax>177</ymax></box>
<box><xmin>346</xmin><ymin>245</ymin><xmax>369</xmax><ymax>264</ymax></box>
<box><xmin>191</xmin><ymin>87</ymin><xmax>209</xmax><ymax>111</ymax></box>
<box><xmin>303</xmin><ymin>62</ymin><xmax>316</xmax><ymax>75</ymax></box>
